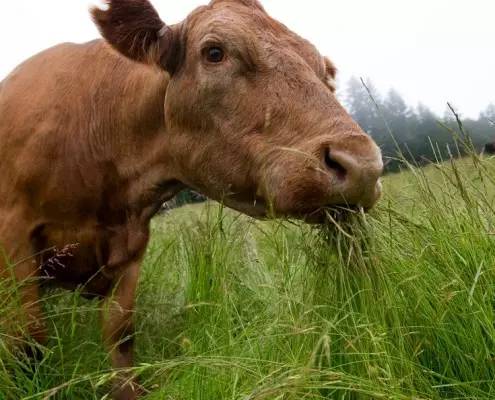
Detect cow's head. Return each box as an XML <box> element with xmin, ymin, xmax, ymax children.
<box><xmin>92</xmin><ymin>0</ymin><xmax>383</xmax><ymax>222</ymax></box>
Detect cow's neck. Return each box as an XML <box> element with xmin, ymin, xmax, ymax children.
<box><xmin>94</xmin><ymin>53</ymin><xmax>185</xmax><ymax>222</ymax></box>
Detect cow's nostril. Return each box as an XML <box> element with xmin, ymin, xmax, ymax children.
<box><xmin>324</xmin><ymin>148</ymin><xmax>347</xmax><ymax>181</ymax></box>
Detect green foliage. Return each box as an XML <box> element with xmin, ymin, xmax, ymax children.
<box><xmin>2</xmin><ymin>149</ymin><xmax>495</xmax><ymax>398</ymax></box>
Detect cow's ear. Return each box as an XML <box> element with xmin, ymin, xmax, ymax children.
<box><xmin>91</xmin><ymin>0</ymin><xmax>180</xmax><ymax>73</ymax></box>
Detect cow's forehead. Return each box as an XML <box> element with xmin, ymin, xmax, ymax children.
<box><xmin>209</xmin><ymin>0</ymin><xmax>266</xmax><ymax>11</ymax></box>
<box><xmin>186</xmin><ymin>1</ymin><xmax>283</xmax><ymax>38</ymax></box>
<box><xmin>185</xmin><ymin>1</ymin><xmax>327</xmax><ymax>76</ymax></box>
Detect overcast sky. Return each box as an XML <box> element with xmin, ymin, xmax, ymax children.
<box><xmin>1</xmin><ymin>0</ymin><xmax>493</xmax><ymax>118</ymax></box>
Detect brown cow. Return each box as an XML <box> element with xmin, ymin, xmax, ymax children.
<box><xmin>0</xmin><ymin>0</ymin><xmax>383</xmax><ymax>398</ymax></box>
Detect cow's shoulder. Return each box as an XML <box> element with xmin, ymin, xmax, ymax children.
<box><xmin>0</xmin><ymin>38</ymin><xmax>171</xmax><ymax>221</ymax></box>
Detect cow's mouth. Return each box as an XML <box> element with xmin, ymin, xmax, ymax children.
<box><xmin>297</xmin><ymin>205</ymin><xmax>363</xmax><ymax>224</ymax></box>
<box><xmin>224</xmin><ymin>193</ymin><xmax>363</xmax><ymax>225</ymax></box>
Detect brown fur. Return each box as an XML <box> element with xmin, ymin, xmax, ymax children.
<box><xmin>0</xmin><ymin>1</ymin><xmax>383</xmax><ymax>399</ymax></box>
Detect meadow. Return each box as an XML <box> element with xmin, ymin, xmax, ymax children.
<box><xmin>1</xmin><ymin>146</ymin><xmax>495</xmax><ymax>399</ymax></box>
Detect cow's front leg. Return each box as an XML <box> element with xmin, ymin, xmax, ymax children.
<box><xmin>101</xmin><ymin>259</ymin><xmax>142</xmax><ymax>400</ymax></box>
<box><xmin>0</xmin><ymin>222</ymin><xmax>48</xmax><ymax>357</ymax></box>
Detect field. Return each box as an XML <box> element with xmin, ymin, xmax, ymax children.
<box><xmin>1</xmin><ymin>150</ymin><xmax>495</xmax><ymax>399</ymax></box>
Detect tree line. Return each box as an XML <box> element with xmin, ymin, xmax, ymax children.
<box><xmin>343</xmin><ymin>77</ymin><xmax>495</xmax><ymax>172</ymax></box>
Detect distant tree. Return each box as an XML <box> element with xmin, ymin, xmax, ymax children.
<box><xmin>382</xmin><ymin>89</ymin><xmax>415</xmax><ymax>142</ymax></box>
<box><xmin>383</xmin><ymin>89</ymin><xmax>408</xmax><ymax>118</ymax></box>
<box><xmin>416</xmin><ymin>103</ymin><xmax>436</xmax><ymax>124</ymax></box>
<box><xmin>416</xmin><ymin>104</ymin><xmax>457</xmax><ymax>162</ymax></box>
<box><xmin>344</xmin><ymin>77</ymin><xmax>384</xmax><ymax>138</ymax></box>
<box><xmin>480</xmin><ymin>103</ymin><xmax>495</xmax><ymax>122</ymax></box>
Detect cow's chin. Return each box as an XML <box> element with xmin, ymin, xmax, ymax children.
<box><xmin>220</xmin><ymin>195</ymin><xmax>362</xmax><ymax>225</ymax></box>
<box><xmin>220</xmin><ymin>196</ymin><xmax>269</xmax><ymax>220</ymax></box>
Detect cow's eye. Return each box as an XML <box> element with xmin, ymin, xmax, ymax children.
<box><xmin>203</xmin><ymin>46</ymin><xmax>225</xmax><ymax>64</ymax></box>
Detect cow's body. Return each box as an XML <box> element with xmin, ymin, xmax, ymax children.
<box><xmin>0</xmin><ymin>40</ymin><xmax>178</xmax><ymax>296</ymax></box>
<box><xmin>0</xmin><ymin>1</ymin><xmax>384</xmax><ymax>399</ymax></box>
<box><xmin>0</xmin><ymin>41</ymin><xmax>183</xmax><ymax>398</ymax></box>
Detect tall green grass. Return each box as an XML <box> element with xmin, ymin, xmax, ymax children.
<box><xmin>1</xmin><ymin>149</ymin><xmax>495</xmax><ymax>399</ymax></box>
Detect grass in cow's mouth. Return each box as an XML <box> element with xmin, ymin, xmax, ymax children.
<box><xmin>317</xmin><ymin>206</ymin><xmax>370</xmax><ymax>259</ymax></box>
<box><xmin>2</xmin><ymin>144</ymin><xmax>495</xmax><ymax>399</ymax></box>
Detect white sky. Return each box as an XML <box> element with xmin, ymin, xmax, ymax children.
<box><xmin>1</xmin><ymin>0</ymin><xmax>493</xmax><ymax>118</ymax></box>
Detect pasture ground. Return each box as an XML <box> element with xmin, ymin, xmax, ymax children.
<box><xmin>1</xmin><ymin>150</ymin><xmax>495</xmax><ymax>399</ymax></box>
